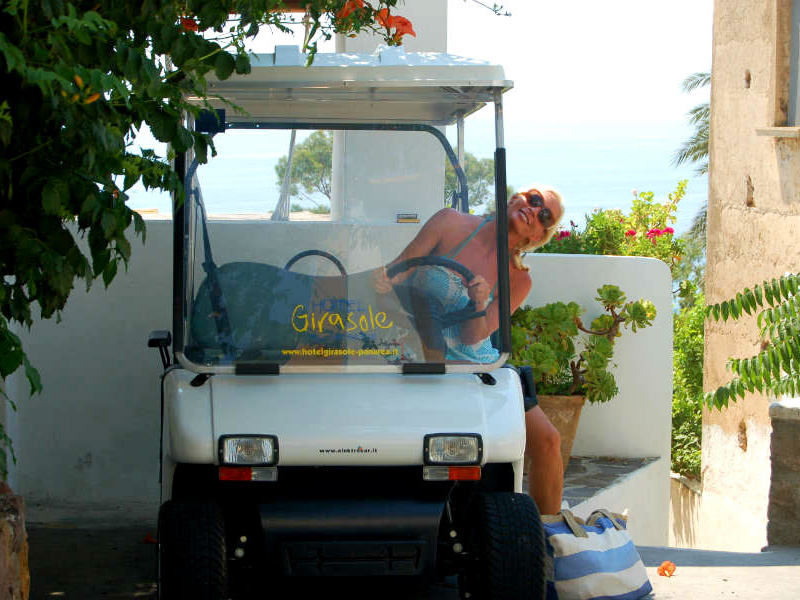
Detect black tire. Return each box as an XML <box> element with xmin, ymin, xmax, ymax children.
<box><xmin>158</xmin><ymin>500</ymin><xmax>228</xmax><ymax>600</ymax></box>
<box><xmin>459</xmin><ymin>492</ymin><xmax>546</xmax><ymax>600</ymax></box>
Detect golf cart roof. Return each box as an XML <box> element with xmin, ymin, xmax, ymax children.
<box><xmin>194</xmin><ymin>46</ymin><xmax>513</xmax><ymax>126</ymax></box>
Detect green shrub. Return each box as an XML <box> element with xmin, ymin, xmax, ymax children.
<box><xmin>672</xmin><ymin>291</ymin><xmax>704</xmax><ymax>478</ymax></box>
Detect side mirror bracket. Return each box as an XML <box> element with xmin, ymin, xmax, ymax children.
<box><xmin>148</xmin><ymin>330</ymin><xmax>172</xmax><ymax>370</ymax></box>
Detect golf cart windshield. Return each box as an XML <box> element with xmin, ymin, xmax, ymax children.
<box><xmin>175</xmin><ymin>49</ymin><xmax>513</xmax><ymax>374</ymax></box>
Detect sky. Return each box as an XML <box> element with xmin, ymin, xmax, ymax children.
<box><xmin>446</xmin><ymin>0</ymin><xmax>713</xmax><ymax>127</ymax></box>
<box><xmin>443</xmin><ymin>0</ymin><xmax>715</xmax><ymax>232</ymax></box>
<box><xmin>129</xmin><ymin>0</ymin><xmax>715</xmax><ymax>232</ymax></box>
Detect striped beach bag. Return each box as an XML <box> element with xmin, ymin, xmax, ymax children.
<box><xmin>542</xmin><ymin>509</ymin><xmax>652</xmax><ymax>600</ymax></box>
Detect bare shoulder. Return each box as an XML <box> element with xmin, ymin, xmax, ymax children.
<box><xmin>510</xmin><ymin>268</ymin><xmax>532</xmax><ymax>311</ymax></box>
<box><xmin>430</xmin><ymin>207</ymin><xmax>467</xmax><ymax>225</ymax></box>
<box><xmin>431</xmin><ymin>208</ymin><xmax>484</xmax><ymax>231</ymax></box>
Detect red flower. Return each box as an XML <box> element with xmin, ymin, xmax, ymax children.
<box><xmin>555</xmin><ymin>230</ymin><xmax>571</xmax><ymax>240</ymax></box>
<box><xmin>664</xmin><ymin>226</ymin><xmax>674</xmax><ymax>235</ymax></box>
<box><xmin>625</xmin><ymin>230</ymin><xmax>636</xmax><ymax>237</ymax></box>
<box><xmin>376</xmin><ymin>9</ymin><xmax>415</xmax><ymax>42</ymax></box>
<box><xmin>657</xmin><ymin>560</ymin><xmax>676</xmax><ymax>577</ymax></box>
<box><xmin>180</xmin><ymin>17</ymin><xmax>198</xmax><ymax>32</ymax></box>
<box><xmin>376</xmin><ymin>8</ymin><xmax>393</xmax><ymax>28</ymax></box>
<box><xmin>391</xmin><ymin>15</ymin><xmax>416</xmax><ymax>38</ymax></box>
<box><xmin>336</xmin><ymin>0</ymin><xmax>364</xmax><ymax>20</ymax></box>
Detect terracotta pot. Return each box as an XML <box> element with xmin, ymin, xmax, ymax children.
<box><xmin>537</xmin><ymin>395</ymin><xmax>586</xmax><ymax>472</ymax></box>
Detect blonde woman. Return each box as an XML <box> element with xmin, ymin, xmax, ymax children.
<box><xmin>374</xmin><ymin>186</ymin><xmax>566</xmax><ymax>513</ymax></box>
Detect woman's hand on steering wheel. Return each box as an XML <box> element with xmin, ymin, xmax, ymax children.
<box><xmin>372</xmin><ymin>266</ymin><xmax>397</xmax><ymax>294</ymax></box>
<box><xmin>466</xmin><ymin>274</ymin><xmax>491</xmax><ymax>311</ymax></box>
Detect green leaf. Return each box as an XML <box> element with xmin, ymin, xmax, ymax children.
<box><xmin>715</xmin><ymin>386</ymin><xmax>728</xmax><ymax>409</ymax></box>
<box><xmin>765</xmin><ymin>283</ymin><xmax>774</xmax><ymax>306</ymax></box>
<box><xmin>0</xmin><ymin>32</ymin><xmax>26</xmax><ymax>73</ymax></box>
<box><xmin>173</xmin><ymin>125</ymin><xmax>193</xmax><ymax>153</ymax></box>
<box><xmin>101</xmin><ymin>210</ymin><xmax>117</xmax><ymax>238</ymax></box>
<box><xmin>731</xmin><ymin>298</ymin><xmax>741</xmax><ymax>319</ymax></box>
<box><xmin>770</xmin><ymin>347</ymin><xmax>782</xmax><ymax>378</ymax></box>
<box><xmin>23</xmin><ymin>356</ymin><xmax>42</xmax><ymax>396</ymax></box>
<box><xmin>193</xmin><ymin>133</ymin><xmax>208</xmax><ymax>164</ymax></box>
<box><xmin>235</xmin><ymin>53</ymin><xmax>251</xmax><ymax>75</ymax></box>
<box><xmin>741</xmin><ymin>291</ymin><xmax>752</xmax><ymax>315</ymax></box>
<box><xmin>754</xmin><ymin>285</ymin><xmax>763</xmax><ymax>306</ymax></box>
<box><xmin>745</xmin><ymin>288</ymin><xmax>757</xmax><ymax>312</ymax></box>
<box><xmin>147</xmin><ymin>109</ymin><xmax>174</xmax><ymax>143</ymax></box>
<box><xmin>102</xmin><ymin>259</ymin><xmax>117</xmax><ymax>288</ymax></box>
<box><xmin>721</xmin><ymin>302</ymin><xmax>730</xmax><ymax>321</ymax></box>
<box><xmin>0</xmin><ymin>338</ymin><xmax>23</xmax><ymax>378</ymax></box>
<box><xmin>42</xmin><ymin>181</ymin><xmax>63</xmax><ymax>215</ymax></box>
<box><xmin>728</xmin><ymin>358</ymin><xmax>738</xmax><ymax>375</ymax></box>
<box><xmin>214</xmin><ymin>52</ymin><xmax>236</xmax><ymax>80</ymax></box>
<box><xmin>772</xmin><ymin>279</ymin><xmax>782</xmax><ymax>303</ymax></box>
<box><xmin>780</xmin><ymin>276</ymin><xmax>789</xmax><ymax>299</ymax></box>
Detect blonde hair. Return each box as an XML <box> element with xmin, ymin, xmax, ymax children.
<box><xmin>511</xmin><ymin>184</ymin><xmax>565</xmax><ymax>271</ymax></box>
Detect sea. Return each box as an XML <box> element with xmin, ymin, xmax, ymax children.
<box><xmin>126</xmin><ymin>119</ymin><xmax>707</xmax><ymax>236</ymax></box>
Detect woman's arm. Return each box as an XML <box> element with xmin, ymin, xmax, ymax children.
<box><xmin>459</xmin><ymin>270</ymin><xmax>532</xmax><ymax>345</ymax></box>
<box><xmin>374</xmin><ymin>208</ymin><xmax>458</xmax><ymax>291</ymax></box>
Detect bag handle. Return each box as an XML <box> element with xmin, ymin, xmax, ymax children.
<box><xmin>559</xmin><ymin>509</ymin><xmax>589</xmax><ymax>538</ymax></box>
<box><xmin>588</xmin><ymin>508</ymin><xmax>625</xmax><ymax>530</ymax></box>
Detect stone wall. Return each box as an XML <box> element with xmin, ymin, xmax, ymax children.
<box><xmin>768</xmin><ymin>401</ymin><xmax>800</xmax><ymax>546</ymax></box>
<box><xmin>0</xmin><ymin>485</ymin><xmax>29</xmax><ymax>600</ymax></box>
<box><xmin>669</xmin><ymin>475</ymin><xmax>702</xmax><ymax>548</ymax></box>
<box><xmin>703</xmin><ymin>0</ymin><xmax>800</xmax><ymax>551</ymax></box>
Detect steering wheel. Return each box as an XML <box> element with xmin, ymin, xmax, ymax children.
<box><xmin>386</xmin><ymin>256</ymin><xmax>487</xmax><ymax>328</ymax></box>
<box><xmin>284</xmin><ymin>250</ymin><xmax>347</xmax><ymax>277</ymax></box>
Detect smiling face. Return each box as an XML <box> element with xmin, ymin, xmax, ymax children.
<box><xmin>508</xmin><ymin>188</ymin><xmax>563</xmax><ymax>247</ymax></box>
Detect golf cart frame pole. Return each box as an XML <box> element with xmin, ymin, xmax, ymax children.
<box><xmin>493</xmin><ymin>89</ymin><xmax>511</xmax><ymax>354</ymax></box>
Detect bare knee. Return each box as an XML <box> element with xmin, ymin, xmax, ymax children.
<box><xmin>525</xmin><ymin>409</ymin><xmax>561</xmax><ymax>459</ymax></box>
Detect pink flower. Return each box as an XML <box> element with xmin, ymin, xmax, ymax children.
<box><xmin>664</xmin><ymin>227</ymin><xmax>674</xmax><ymax>235</ymax></box>
<box><xmin>645</xmin><ymin>228</ymin><xmax>662</xmax><ymax>239</ymax></box>
<box><xmin>625</xmin><ymin>230</ymin><xmax>636</xmax><ymax>237</ymax></box>
<box><xmin>555</xmin><ymin>230</ymin><xmax>571</xmax><ymax>240</ymax></box>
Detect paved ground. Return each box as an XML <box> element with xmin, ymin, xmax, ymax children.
<box><xmin>26</xmin><ymin>522</ymin><xmax>800</xmax><ymax>599</ymax></box>
<box><xmin>639</xmin><ymin>545</ymin><xmax>800</xmax><ymax>599</ymax></box>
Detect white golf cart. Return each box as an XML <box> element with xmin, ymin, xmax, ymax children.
<box><xmin>149</xmin><ymin>45</ymin><xmax>545</xmax><ymax>599</ymax></box>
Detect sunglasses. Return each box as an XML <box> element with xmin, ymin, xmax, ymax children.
<box><xmin>521</xmin><ymin>190</ymin><xmax>555</xmax><ymax>228</ymax></box>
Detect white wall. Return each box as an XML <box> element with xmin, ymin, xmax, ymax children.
<box><xmin>522</xmin><ymin>254</ymin><xmax>673</xmax><ymax>460</ymax></box>
<box><xmin>572</xmin><ymin>460</ymin><xmax>667</xmax><ymax>546</ymax></box>
<box><xmin>6</xmin><ymin>221</ymin><xmax>172</xmax><ymax>522</ymax></box>
<box><xmin>521</xmin><ymin>254</ymin><xmax>673</xmax><ymax>546</ymax></box>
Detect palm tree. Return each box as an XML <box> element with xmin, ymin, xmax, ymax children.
<box><xmin>673</xmin><ymin>72</ymin><xmax>710</xmax><ymax>244</ymax></box>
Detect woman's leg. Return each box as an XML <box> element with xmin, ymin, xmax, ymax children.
<box><xmin>525</xmin><ymin>406</ymin><xmax>564</xmax><ymax>515</ymax></box>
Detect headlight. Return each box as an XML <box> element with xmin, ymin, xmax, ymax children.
<box><xmin>424</xmin><ymin>434</ymin><xmax>482</xmax><ymax>465</ymax></box>
<box><xmin>219</xmin><ymin>435</ymin><xmax>278</xmax><ymax>466</ymax></box>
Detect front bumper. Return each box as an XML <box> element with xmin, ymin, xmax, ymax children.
<box><xmin>259</xmin><ymin>497</ymin><xmax>444</xmax><ymax>577</ymax></box>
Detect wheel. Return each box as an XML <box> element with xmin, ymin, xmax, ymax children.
<box><xmin>459</xmin><ymin>492</ymin><xmax>546</xmax><ymax>600</ymax></box>
<box><xmin>387</xmin><ymin>255</ymin><xmax>486</xmax><ymax>327</ymax></box>
<box><xmin>284</xmin><ymin>249</ymin><xmax>347</xmax><ymax>277</ymax></box>
<box><xmin>158</xmin><ymin>500</ymin><xmax>228</xmax><ymax>600</ymax></box>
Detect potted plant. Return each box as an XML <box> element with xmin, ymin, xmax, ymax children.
<box><xmin>510</xmin><ymin>284</ymin><xmax>657</xmax><ymax>469</ymax></box>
